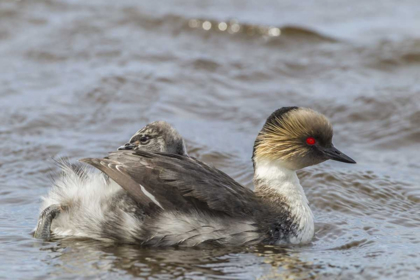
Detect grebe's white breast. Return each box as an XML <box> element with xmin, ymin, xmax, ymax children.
<box><xmin>254</xmin><ymin>158</ymin><xmax>314</xmax><ymax>244</ymax></box>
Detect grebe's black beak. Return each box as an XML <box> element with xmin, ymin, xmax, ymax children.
<box><xmin>322</xmin><ymin>146</ymin><xmax>356</xmax><ymax>164</ymax></box>
<box><xmin>118</xmin><ymin>143</ymin><xmax>136</xmax><ymax>151</ymax></box>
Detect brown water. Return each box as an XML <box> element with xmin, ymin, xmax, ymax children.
<box><xmin>1</xmin><ymin>0</ymin><xmax>420</xmax><ymax>279</ymax></box>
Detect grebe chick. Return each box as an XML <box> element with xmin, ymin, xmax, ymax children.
<box><xmin>34</xmin><ymin>121</ymin><xmax>187</xmax><ymax>240</ymax></box>
<box><xmin>81</xmin><ymin>107</ymin><xmax>355</xmax><ymax>246</ymax></box>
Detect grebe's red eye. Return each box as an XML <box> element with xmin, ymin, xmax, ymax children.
<box><xmin>306</xmin><ymin>137</ymin><xmax>316</xmax><ymax>145</ymax></box>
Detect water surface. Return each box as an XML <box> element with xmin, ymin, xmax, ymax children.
<box><xmin>1</xmin><ymin>0</ymin><xmax>420</xmax><ymax>279</ymax></box>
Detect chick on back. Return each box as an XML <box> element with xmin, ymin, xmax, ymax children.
<box><xmin>35</xmin><ymin>107</ymin><xmax>355</xmax><ymax>246</ymax></box>
<box><xmin>34</xmin><ymin>121</ymin><xmax>187</xmax><ymax>240</ymax></box>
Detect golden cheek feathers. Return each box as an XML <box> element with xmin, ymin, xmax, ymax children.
<box><xmin>254</xmin><ymin>108</ymin><xmax>332</xmax><ymax>161</ymax></box>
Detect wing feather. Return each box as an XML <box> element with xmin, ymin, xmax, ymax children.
<box><xmin>80</xmin><ymin>150</ymin><xmax>261</xmax><ymax>218</ymax></box>
<box><xmin>79</xmin><ymin>157</ymin><xmax>157</xmax><ymax>208</ymax></box>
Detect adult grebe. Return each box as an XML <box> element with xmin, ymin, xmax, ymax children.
<box><xmin>79</xmin><ymin>107</ymin><xmax>355</xmax><ymax>246</ymax></box>
<box><xmin>34</xmin><ymin>121</ymin><xmax>187</xmax><ymax>240</ymax></box>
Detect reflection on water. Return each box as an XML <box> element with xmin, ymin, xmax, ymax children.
<box><xmin>1</xmin><ymin>0</ymin><xmax>420</xmax><ymax>279</ymax></box>
<box><xmin>39</xmin><ymin>239</ymin><xmax>323</xmax><ymax>279</ymax></box>
<box><xmin>188</xmin><ymin>18</ymin><xmax>282</xmax><ymax>38</ymax></box>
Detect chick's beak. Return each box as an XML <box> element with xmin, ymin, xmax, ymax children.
<box><xmin>118</xmin><ymin>143</ymin><xmax>136</xmax><ymax>150</ymax></box>
<box><xmin>321</xmin><ymin>146</ymin><xmax>356</xmax><ymax>164</ymax></box>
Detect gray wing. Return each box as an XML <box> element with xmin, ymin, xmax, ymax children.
<box><xmin>80</xmin><ymin>150</ymin><xmax>261</xmax><ymax>217</ymax></box>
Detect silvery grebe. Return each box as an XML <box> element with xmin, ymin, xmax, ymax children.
<box><xmin>77</xmin><ymin>107</ymin><xmax>355</xmax><ymax>246</ymax></box>
<box><xmin>34</xmin><ymin>121</ymin><xmax>187</xmax><ymax>240</ymax></box>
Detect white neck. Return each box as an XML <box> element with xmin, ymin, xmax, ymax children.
<box><xmin>254</xmin><ymin>158</ymin><xmax>314</xmax><ymax>244</ymax></box>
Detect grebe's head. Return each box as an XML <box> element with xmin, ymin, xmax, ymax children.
<box><xmin>118</xmin><ymin>121</ymin><xmax>187</xmax><ymax>155</ymax></box>
<box><xmin>253</xmin><ymin>107</ymin><xmax>355</xmax><ymax>170</ymax></box>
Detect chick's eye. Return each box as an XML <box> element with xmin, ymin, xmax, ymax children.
<box><xmin>140</xmin><ymin>135</ymin><xmax>151</xmax><ymax>144</ymax></box>
<box><xmin>306</xmin><ymin>137</ymin><xmax>316</xmax><ymax>145</ymax></box>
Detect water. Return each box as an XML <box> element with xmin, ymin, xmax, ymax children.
<box><xmin>1</xmin><ymin>0</ymin><xmax>420</xmax><ymax>278</ymax></box>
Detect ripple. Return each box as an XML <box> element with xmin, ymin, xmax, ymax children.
<box><xmin>0</xmin><ymin>0</ymin><xmax>419</xmax><ymax>279</ymax></box>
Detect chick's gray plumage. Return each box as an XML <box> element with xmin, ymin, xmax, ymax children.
<box><xmin>34</xmin><ymin>121</ymin><xmax>187</xmax><ymax>241</ymax></box>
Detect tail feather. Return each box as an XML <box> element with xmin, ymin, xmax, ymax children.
<box><xmin>38</xmin><ymin>159</ymin><xmax>123</xmax><ymax>240</ymax></box>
